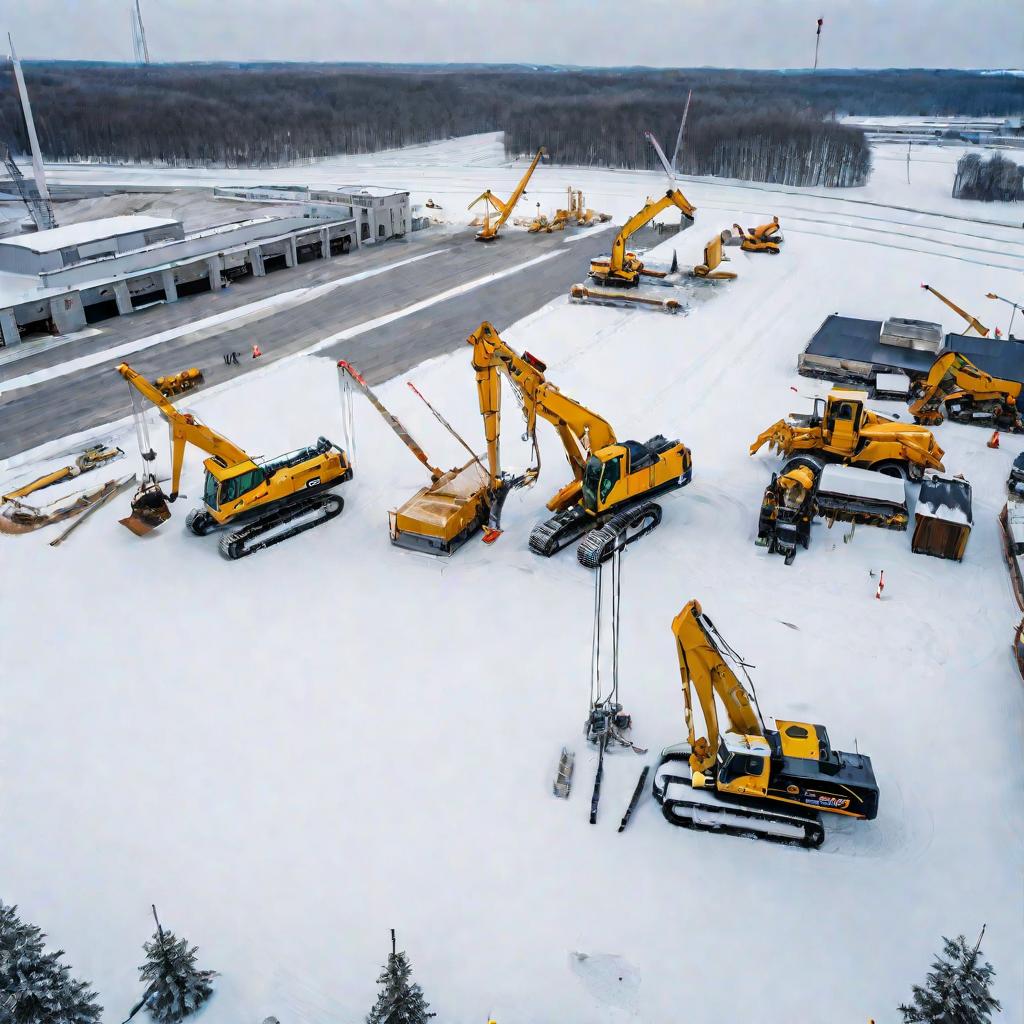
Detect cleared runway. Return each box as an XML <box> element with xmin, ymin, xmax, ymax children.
<box><xmin>0</xmin><ymin>225</ymin><xmax>615</xmax><ymax>459</ymax></box>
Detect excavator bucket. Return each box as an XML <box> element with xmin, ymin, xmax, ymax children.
<box><xmin>119</xmin><ymin>478</ymin><xmax>171</xmax><ymax>536</ymax></box>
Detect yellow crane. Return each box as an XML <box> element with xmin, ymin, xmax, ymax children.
<box><xmin>587</xmin><ymin>188</ymin><xmax>697</xmax><ymax>288</ymax></box>
<box><xmin>921</xmin><ymin>283</ymin><xmax>990</xmax><ymax>337</ymax></box>
<box><xmin>468</xmin><ymin>321</ymin><xmax>692</xmax><ymax>566</ymax></box>
<box><xmin>908</xmin><ymin>351</ymin><xmax>1022</xmax><ymax>431</ymax></box>
<box><xmin>652</xmin><ymin>598</ymin><xmax>879</xmax><ymax>848</ymax></box>
<box><xmin>469</xmin><ymin>147</ymin><xmax>545</xmax><ymax>241</ymax></box>
<box><xmin>116</xmin><ymin>362</ymin><xmax>351</xmax><ymax>558</ymax></box>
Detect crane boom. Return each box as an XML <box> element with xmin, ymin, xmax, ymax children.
<box><xmin>117</xmin><ymin>363</ymin><xmax>250</xmax><ymax>500</ymax></box>
<box><xmin>644</xmin><ymin>130</ymin><xmax>676</xmax><ymax>184</ymax></box>
<box><xmin>470</xmin><ymin>147</ymin><xmax>545</xmax><ymax>241</ymax></box>
<box><xmin>921</xmin><ymin>283</ymin><xmax>990</xmax><ymax>337</ymax></box>
<box><xmin>337</xmin><ymin>360</ymin><xmax>444</xmax><ymax>482</ymax></box>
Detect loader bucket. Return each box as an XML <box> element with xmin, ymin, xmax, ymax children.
<box><xmin>119</xmin><ymin>481</ymin><xmax>171</xmax><ymax>536</ymax></box>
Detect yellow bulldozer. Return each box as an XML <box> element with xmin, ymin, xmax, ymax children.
<box><xmin>751</xmin><ymin>387</ymin><xmax>945</xmax><ymax>481</ymax></box>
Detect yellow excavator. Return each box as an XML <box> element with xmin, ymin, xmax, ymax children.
<box><xmin>469</xmin><ymin>147</ymin><xmax>545</xmax><ymax>241</ymax></box>
<box><xmin>652</xmin><ymin>599</ymin><xmax>879</xmax><ymax>848</ymax></box>
<box><xmin>921</xmin><ymin>283</ymin><xmax>989</xmax><ymax>337</ymax></box>
<box><xmin>751</xmin><ymin>387</ymin><xmax>945</xmax><ymax>481</ymax></box>
<box><xmin>468</xmin><ymin>321</ymin><xmax>692</xmax><ymax>566</ymax></box>
<box><xmin>908</xmin><ymin>351</ymin><xmax>1022</xmax><ymax>431</ymax></box>
<box><xmin>116</xmin><ymin>363</ymin><xmax>352</xmax><ymax>558</ymax></box>
<box><xmin>691</xmin><ymin>231</ymin><xmax>737</xmax><ymax>280</ymax></box>
<box><xmin>732</xmin><ymin>216</ymin><xmax>782</xmax><ymax>254</ymax></box>
<box><xmin>586</xmin><ymin>188</ymin><xmax>696</xmax><ymax>288</ymax></box>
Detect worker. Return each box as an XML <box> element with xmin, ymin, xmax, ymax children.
<box><xmin>251</xmin><ymin>343</ymin><xmax>263</xmax><ymax>359</ymax></box>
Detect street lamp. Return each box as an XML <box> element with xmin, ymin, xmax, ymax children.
<box><xmin>987</xmin><ymin>292</ymin><xmax>1023</xmax><ymax>339</ymax></box>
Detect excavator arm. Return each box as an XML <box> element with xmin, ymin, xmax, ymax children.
<box><xmin>117</xmin><ymin>362</ymin><xmax>250</xmax><ymax>500</ymax></box>
<box><xmin>672</xmin><ymin>600</ymin><xmax>763</xmax><ymax>774</ymax></box>
<box><xmin>909</xmin><ymin>351</ymin><xmax>1021</xmax><ymax>425</ymax></box>
<box><xmin>467</xmin><ymin>321</ymin><xmax>617</xmax><ymax>487</ymax></box>
<box><xmin>608</xmin><ymin>188</ymin><xmax>696</xmax><ymax>276</ymax></box>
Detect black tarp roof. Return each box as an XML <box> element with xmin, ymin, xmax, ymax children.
<box><xmin>916</xmin><ymin>474</ymin><xmax>973</xmax><ymax>526</ymax></box>
<box><xmin>803</xmin><ymin>315</ymin><xmax>937</xmax><ymax>375</ymax></box>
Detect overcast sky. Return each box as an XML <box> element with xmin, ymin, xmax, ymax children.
<box><xmin>2</xmin><ymin>0</ymin><xmax>1022</xmax><ymax>69</ymax></box>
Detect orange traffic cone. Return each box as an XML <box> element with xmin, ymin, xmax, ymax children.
<box><xmin>988</xmin><ymin>430</ymin><xmax>1000</xmax><ymax>449</ymax></box>
<box><xmin>251</xmin><ymin>343</ymin><xmax>263</xmax><ymax>359</ymax></box>
<box><xmin>875</xmin><ymin>570</ymin><xmax>885</xmax><ymax>600</ymax></box>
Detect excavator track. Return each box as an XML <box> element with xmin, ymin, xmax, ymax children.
<box><xmin>576</xmin><ymin>501</ymin><xmax>663</xmax><ymax>568</ymax></box>
<box><xmin>653</xmin><ymin>756</ymin><xmax>824</xmax><ymax>849</ymax></box>
<box><xmin>528</xmin><ymin>505</ymin><xmax>592</xmax><ymax>557</ymax></box>
<box><xmin>218</xmin><ymin>493</ymin><xmax>344</xmax><ymax>560</ymax></box>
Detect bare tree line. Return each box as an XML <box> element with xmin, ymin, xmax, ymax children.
<box><xmin>952</xmin><ymin>152</ymin><xmax>1024</xmax><ymax>201</ymax></box>
<box><xmin>0</xmin><ymin>64</ymin><xmax>1018</xmax><ymax>187</ymax></box>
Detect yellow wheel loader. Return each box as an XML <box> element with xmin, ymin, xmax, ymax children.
<box><xmin>908</xmin><ymin>351</ymin><xmax>1022</xmax><ymax>431</ymax></box>
<box><xmin>653</xmin><ymin>599</ymin><xmax>879</xmax><ymax>848</ymax></box>
<box><xmin>116</xmin><ymin>363</ymin><xmax>351</xmax><ymax>558</ymax></box>
<box><xmin>468</xmin><ymin>321</ymin><xmax>692</xmax><ymax>566</ymax></box>
<box><xmin>750</xmin><ymin>387</ymin><xmax>944</xmax><ymax>482</ymax></box>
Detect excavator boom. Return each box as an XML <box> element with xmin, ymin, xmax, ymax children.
<box><xmin>117</xmin><ymin>362</ymin><xmax>250</xmax><ymax>499</ymax></box>
<box><xmin>607</xmin><ymin>189</ymin><xmax>696</xmax><ymax>278</ymax></box>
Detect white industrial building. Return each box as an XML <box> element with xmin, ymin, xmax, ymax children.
<box><xmin>0</xmin><ymin>208</ymin><xmax>364</xmax><ymax>347</ymax></box>
<box><xmin>214</xmin><ymin>184</ymin><xmax>411</xmax><ymax>244</ymax></box>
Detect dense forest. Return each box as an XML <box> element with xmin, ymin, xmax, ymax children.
<box><xmin>952</xmin><ymin>152</ymin><xmax>1024</xmax><ymax>201</ymax></box>
<box><xmin>0</xmin><ymin>64</ymin><xmax>1020</xmax><ymax>186</ymax></box>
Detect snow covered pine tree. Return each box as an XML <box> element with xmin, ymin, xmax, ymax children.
<box><xmin>899</xmin><ymin>929</ymin><xmax>1001</xmax><ymax>1023</ymax></box>
<box><xmin>130</xmin><ymin>907</ymin><xmax>217</xmax><ymax>1023</ymax></box>
<box><xmin>0</xmin><ymin>900</ymin><xmax>102</xmax><ymax>1024</ymax></box>
<box><xmin>366</xmin><ymin>933</ymin><xmax>435</xmax><ymax>1024</ymax></box>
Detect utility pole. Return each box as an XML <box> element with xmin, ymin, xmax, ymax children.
<box><xmin>906</xmin><ymin>141</ymin><xmax>912</xmax><ymax>184</ymax></box>
<box><xmin>813</xmin><ymin>17</ymin><xmax>824</xmax><ymax>70</ymax></box>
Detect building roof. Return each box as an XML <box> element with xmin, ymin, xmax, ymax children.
<box><xmin>945</xmin><ymin>333</ymin><xmax>1024</xmax><ymax>387</ymax></box>
<box><xmin>0</xmin><ymin>215</ymin><xmax>180</xmax><ymax>254</ymax></box>
<box><xmin>916</xmin><ymin>473</ymin><xmax>973</xmax><ymax>526</ymax></box>
<box><xmin>331</xmin><ymin>185</ymin><xmax>409</xmax><ymax>198</ymax></box>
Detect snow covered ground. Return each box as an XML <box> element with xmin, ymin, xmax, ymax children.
<box><xmin>3</xmin><ymin>137</ymin><xmax>1024</xmax><ymax>1022</ymax></box>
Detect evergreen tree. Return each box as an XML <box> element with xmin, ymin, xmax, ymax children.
<box><xmin>366</xmin><ymin>938</ymin><xmax>435</xmax><ymax>1024</ymax></box>
<box><xmin>134</xmin><ymin>908</ymin><xmax>216</xmax><ymax>1023</ymax></box>
<box><xmin>0</xmin><ymin>900</ymin><xmax>102</xmax><ymax>1024</ymax></box>
<box><xmin>899</xmin><ymin>931</ymin><xmax>1001</xmax><ymax>1024</ymax></box>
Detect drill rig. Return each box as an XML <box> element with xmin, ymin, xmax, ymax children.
<box><xmin>469</xmin><ymin>147</ymin><xmax>546</xmax><ymax>242</ymax></box>
<box><xmin>653</xmin><ymin>599</ymin><xmax>879</xmax><ymax>848</ymax></box>
<box><xmin>468</xmin><ymin>321</ymin><xmax>692</xmax><ymax>567</ymax></box>
<box><xmin>116</xmin><ymin>363</ymin><xmax>351</xmax><ymax>558</ymax></box>
<box><xmin>908</xmin><ymin>351</ymin><xmax>1023</xmax><ymax>431</ymax></box>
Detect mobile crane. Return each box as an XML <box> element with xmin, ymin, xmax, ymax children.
<box><xmin>908</xmin><ymin>351</ymin><xmax>1023</xmax><ymax>431</ymax></box>
<box><xmin>751</xmin><ymin>387</ymin><xmax>945</xmax><ymax>481</ymax></box>
<box><xmin>116</xmin><ymin>363</ymin><xmax>351</xmax><ymax>559</ymax></box>
<box><xmin>921</xmin><ymin>283</ymin><xmax>990</xmax><ymax>337</ymax></box>
<box><xmin>469</xmin><ymin>147</ymin><xmax>545</xmax><ymax>242</ymax></box>
<box><xmin>652</xmin><ymin>599</ymin><xmax>879</xmax><ymax>848</ymax></box>
<box><xmin>468</xmin><ymin>321</ymin><xmax>692</xmax><ymax>566</ymax></box>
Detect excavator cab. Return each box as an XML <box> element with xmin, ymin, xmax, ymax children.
<box><xmin>705</xmin><ymin>735</ymin><xmax>772</xmax><ymax>799</ymax></box>
<box><xmin>821</xmin><ymin>390</ymin><xmax>866</xmax><ymax>454</ymax></box>
<box><xmin>580</xmin><ymin>437</ymin><xmax>691</xmax><ymax>515</ymax></box>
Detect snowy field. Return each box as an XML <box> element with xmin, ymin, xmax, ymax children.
<box><xmin>3</xmin><ymin>136</ymin><xmax>1024</xmax><ymax>1022</ymax></box>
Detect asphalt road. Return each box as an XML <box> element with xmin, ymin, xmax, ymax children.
<box><xmin>0</xmin><ymin>225</ymin><xmax>614</xmax><ymax>459</ymax></box>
